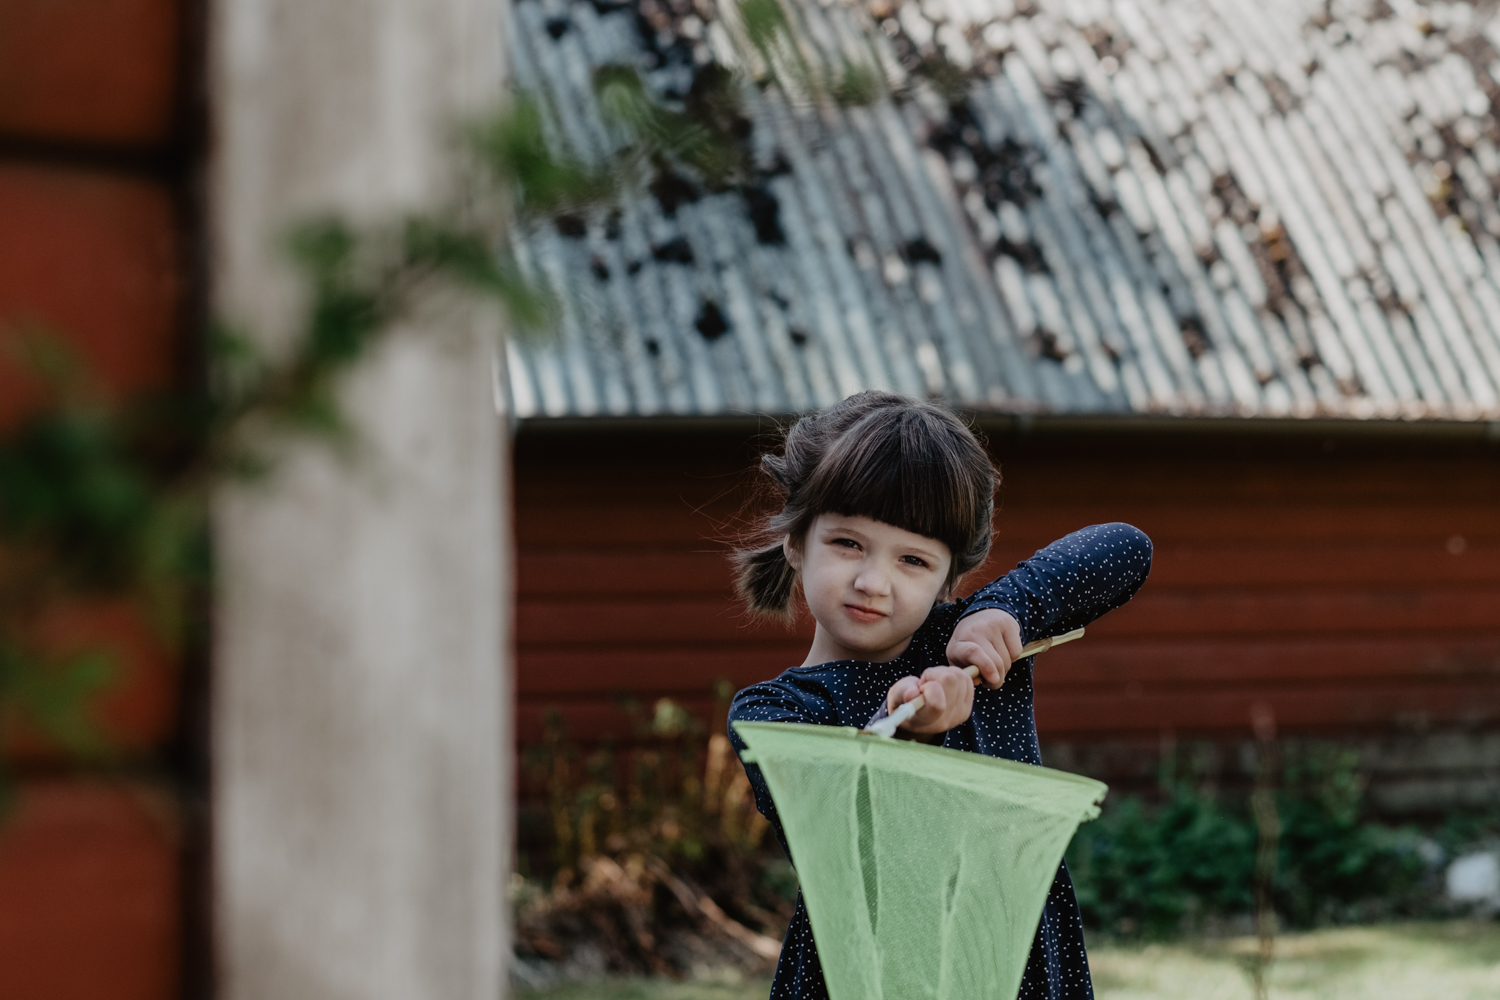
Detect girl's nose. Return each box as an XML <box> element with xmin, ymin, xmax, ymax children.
<box><xmin>854</xmin><ymin>564</ymin><xmax>891</xmax><ymax>597</ymax></box>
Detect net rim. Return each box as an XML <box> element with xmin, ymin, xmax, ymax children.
<box><xmin>734</xmin><ymin>721</ymin><xmax>1107</xmax><ymax>819</ymax></box>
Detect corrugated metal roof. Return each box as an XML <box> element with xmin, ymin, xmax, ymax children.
<box><xmin>504</xmin><ymin>0</ymin><xmax>1500</xmax><ymax>420</ymax></box>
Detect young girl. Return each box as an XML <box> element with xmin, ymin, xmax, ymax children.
<box><xmin>727</xmin><ymin>391</ymin><xmax>1151</xmax><ymax>1000</ymax></box>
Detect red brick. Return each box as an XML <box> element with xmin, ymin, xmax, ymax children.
<box><xmin>0</xmin><ymin>780</ymin><xmax>179</xmax><ymax>1000</ymax></box>
<box><xmin>0</xmin><ymin>0</ymin><xmax>179</xmax><ymax>146</ymax></box>
<box><xmin>0</xmin><ymin>165</ymin><xmax>179</xmax><ymax>425</ymax></box>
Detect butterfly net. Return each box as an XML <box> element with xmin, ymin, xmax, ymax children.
<box><xmin>734</xmin><ymin>721</ymin><xmax>1106</xmax><ymax>1000</ymax></box>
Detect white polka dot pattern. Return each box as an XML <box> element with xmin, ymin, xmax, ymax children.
<box><xmin>729</xmin><ymin>523</ymin><xmax>1153</xmax><ymax>1000</ymax></box>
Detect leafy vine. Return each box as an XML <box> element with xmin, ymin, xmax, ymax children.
<box><xmin>0</xmin><ymin>0</ymin><xmax>887</xmax><ymax>810</ymax></box>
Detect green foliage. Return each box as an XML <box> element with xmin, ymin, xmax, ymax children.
<box><xmin>738</xmin><ymin>0</ymin><xmax>791</xmax><ymax>54</ymax></box>
<box><xmin>288</xmin><ymin>222</ymin><xmax>391</xmax><ymax>369</ymax></box>
<box><xmin>1066</xmin><ymin>745</ymin><xmax>1426</xmax><ymax>938</ymax></box>
<box><xmin>914</xmin><ymin>53</ymin><xmax>973</xmax><ymax>104</ymax></box>
<box><xmin>0</xmin><ymin>39</ymin><xmax>872</xmax><ymax>808</ymax></box>
<box><xmin>0</xmin><ymin>9</ymin><xmax>953</xmax><ymax>819</ymax></box>
<box><xmin>735</xmin><ymin>0</ymin><xmax>888</xmax><ymax>106</ymax></box>
<box><xmin>468</xmin><ymin>96</ymin><xmax>618</xmax><ymax>218</ymax></box>
<box><xmin>595</xmin><ymin>64</ymin><xmax>750</xmax><ymax>188</ymax></box>
<box><xmin>1067</xmin><ymin>789</ymin><xmax>1255</xmax><ymax>937</ymax></box>
<box><xmin>0</xmin><ymin>402</ymin><xmax>158</xmax><ymax>592</ymax></box>
<box><xmin>0</xmin><ymin>337</ymin><xmax>203</xmax><ymax>811</ymax></box>
<box><xmin>0</xmin><ymin>91</ymin><xmax>638</xmax><ymax>810</ymax></box>
<box><xmin>831</xmin><ymin>60</ymin><xmax>883</xmax><ymax>107</ymax></box>
<box><xmin>1434</xmin><ymin>807</ymin><xmax>1500</xmax><ymax>857</ymax></box>
<box><xmin>0</xmin><ymin>649</ymin><xmax>114</xmax><ymax>758</ymax></box>
<box><xmin>1275</xmin><ymin>746</ymin><xmax>1425</xmax><ymax>926</ymax></box>
<box><xmin>736</xmin><ymin>0</ymin><xmax>816</xmax><ymax>100</ymax></box>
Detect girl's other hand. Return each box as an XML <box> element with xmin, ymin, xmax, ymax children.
<box><xmin>946</xmin><ymin>608</ymin><xmax>1023</xmax><ymax>688</ymax></box>
<box><xmin>885</xmin><ymin>666</ymin><xmax>974</xmax><ymax>735</ymax></box>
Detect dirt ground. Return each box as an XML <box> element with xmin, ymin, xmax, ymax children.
<box><xmin>516</xmin><ymin>920</ymin><xmax>1500</xmax><ymax>999</ymax></box>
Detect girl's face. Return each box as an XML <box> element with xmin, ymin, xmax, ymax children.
<box><xmin>786</xmin><ymin>513</ymin><xmax>954</xmax><ymax>666</ymax></box>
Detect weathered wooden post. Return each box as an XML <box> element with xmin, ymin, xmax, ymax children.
<box><xmin>209</xmin><ymin>1</ymin><xmax>511</xmax><ymax>997</ymax></box>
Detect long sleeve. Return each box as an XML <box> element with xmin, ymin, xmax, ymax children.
<box><xmin>727</xmin><ymin>522</ymin><xmax>1150</xmax><ymax>999</ymax></box>
<box><xmin>959</xmin><ymin>522</ymin><xmax>1152</xmax><ymax>644</ymax></box>
<box><xmin>727</xmin><ymin>673</ymin><xmax>843</xmax><ymax>859</ymax></box>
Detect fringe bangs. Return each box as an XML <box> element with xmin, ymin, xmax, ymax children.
<box><xmin>731</xmin><ymin>391</ymin><xmax>998</xmax><ymax>618</ymax></box>
<box><xmin>801</xmin><ymin>408</ymin><xmax>993</xmax><ymax>575</ymax></box>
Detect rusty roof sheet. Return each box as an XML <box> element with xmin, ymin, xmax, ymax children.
<box><xmin>504</xmin><ymin>0</ymin><xmax>1500</xmax><ymax>420</ymax></box>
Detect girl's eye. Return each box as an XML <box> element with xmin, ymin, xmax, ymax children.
<box><xmin>901</xmin><ymin>555</ymin><xmax>930</xmax><ymax>568</ymax></box>
<box><xmin>832</xmin><ymin>537</ymin><xmax>860</xmax><ymax>549</ymax></box>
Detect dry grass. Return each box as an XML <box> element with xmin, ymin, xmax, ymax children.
<box><xmin>1092</xmin><ymin>920</ymin><xmax>1500</xmax><ymax>1000</ymax></box>
<box><xmin>515</xmin><ymin>972</ymin><xmax>770</xmax><ymax>1000</ymax></box>
<box><xmin>516</xmin><ymin>921</ymin><xmax>1500</xmax><ymax>999</ymax></box>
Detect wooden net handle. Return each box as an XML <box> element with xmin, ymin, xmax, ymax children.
<box><xmin>892</xmin><ymin>627</ymin><xmax>1087</xmax><ymax>724</ymax></box>
<box><xmin>958</xmin><ymin>626</ymin><xmax>1087</xmax><ymax>683</ymax></box>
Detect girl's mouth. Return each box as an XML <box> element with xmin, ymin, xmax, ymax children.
<box><xmin>844</xmin><ymin>604</ymin><xmax>886</xmax><ymax>623</ymax></box>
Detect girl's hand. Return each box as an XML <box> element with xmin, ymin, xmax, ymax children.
<box><xmin>946</xmin><ymin>608</ymin><xmax>1023</xmax><ymax>688</ymax></box>
<box><xmin>885</xmin><ymin>666</ymin><xmax>974</xmax><ymax>736</ymax></box>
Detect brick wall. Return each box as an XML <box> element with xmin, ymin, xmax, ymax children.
<box><xmin>0</xmin><ymin>2</ymin><xmax>195</xmax><ymax>997</ymax></box>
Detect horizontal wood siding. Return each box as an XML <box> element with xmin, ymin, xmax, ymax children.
<box><xmin>514</xmin><ymin>425</ymin><xmax>1500</xmax><ymax>747</ymax></box>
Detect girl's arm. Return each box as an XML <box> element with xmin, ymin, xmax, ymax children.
<box><xmin>958</xmin><ymin>522</ymin><xmax>1153</xmax><ymax>643</ymax></box>
<box><xmin>726</xmin><ymin>675</ymin><xmax>840</xmax><ymax>859</ymax></box>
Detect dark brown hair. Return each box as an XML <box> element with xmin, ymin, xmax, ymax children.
<box><xmin>733</xmin><ymin>391</ymin><xmax>998</xmax><ymax>619</ymax></box>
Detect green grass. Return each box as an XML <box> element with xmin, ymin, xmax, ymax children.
<box><xmin>516</xmin><ymin>921</ymin><xmax>1500</xmax><ymax>999</ymax></box>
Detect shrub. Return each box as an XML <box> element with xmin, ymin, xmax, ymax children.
<box><xmin>519</xmin><ymin>713</ymin><xmax>1440</xmax><ymax>965</ymax></box>
<box><xmin>1274</xmin><ymin>745</ymin><xmax>1425</xmax><ymax>926</ymax></box>
<box><xmin>514</xmin><ymin>694</ymin><xmax>796</xmax><ymax>976</ymax></box>
<box><xmin>1066</xmin><ymin>742</ymin><xmax>1426</xmax><ymax>938</ymax></box>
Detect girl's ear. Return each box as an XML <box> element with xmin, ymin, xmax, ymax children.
<box><xmin>781</xmin><ymin>534</ymin><xmax>802</xmax><ymax>571</ymax></box>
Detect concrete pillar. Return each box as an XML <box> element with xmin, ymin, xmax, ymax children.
<box><xmin>208</xmin><ymin>2</ymin><xmax>510</xmax><ymax>998</ymax></box>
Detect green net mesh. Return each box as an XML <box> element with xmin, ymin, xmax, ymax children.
<box><xmin>734</xmin><ymin>722</ymin><xmax>1107</xmax><ymax>1000</ymax></box>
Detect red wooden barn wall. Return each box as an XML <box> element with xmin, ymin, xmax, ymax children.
<box><xmin>0</xmin><ymin>2</ymin><xmax>194</xmax><ymax>997</ymax></box>
<box><xmin>515</xmin><ymin>421</ymin><xmax>1500</xmax><ymax>778</ymax></box>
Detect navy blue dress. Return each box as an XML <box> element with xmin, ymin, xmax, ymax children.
<box><xmin>728</xmin><ymin>523</ymin><xmax>1153</xmax><ymax>1000</ymax></box>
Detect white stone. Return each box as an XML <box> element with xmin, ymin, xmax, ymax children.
<box><xmin>1445</xmin><ymin>851</ymin><xmax>1500</xmax><ymax>902</ymax></box>
<box><xmin>210</xmin><ymin>2</ymin><xmax>511</xmax><ymax>1000</ymax></box>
